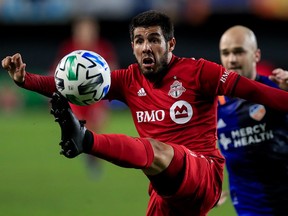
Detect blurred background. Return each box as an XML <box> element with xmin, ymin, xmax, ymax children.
<box><xmin>0</xmin><ymin>0</ymin><xmax>288</xmax><ymax>215</ymax></box>
<box><xmin>1</xmin><ymin>0</ymin><xmax>288</xmax><ymax>109</ymax></box>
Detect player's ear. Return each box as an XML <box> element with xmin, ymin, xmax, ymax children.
<box><xmin>168</xmin><ymin>38</ymin><xmax>176</xmax><ymax>52</ymax></box>
<box><xmin>131</xmin><ymin>42</ymin><xmax>135</xmax><ymax>54</ymax></box>
<box><xmin>255</xmin><ymin>48</ymin><xmax>261</xmax><ymax>63</ymax></box>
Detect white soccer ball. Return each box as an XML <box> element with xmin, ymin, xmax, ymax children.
<box><xmin>54</xmin><ymin>50</ymin><xmax>111</xmax><ymax>106</ymax></box>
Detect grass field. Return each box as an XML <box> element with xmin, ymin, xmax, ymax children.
<box><xmin>0</xmin><ymin>106</ymin><xmax>236</xmax><ymax>216</ymax></box>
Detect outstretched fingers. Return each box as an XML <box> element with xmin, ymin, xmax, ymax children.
<box><xmin>2</xmin><ymin>53</ymin><xmax>26</xmax><ymax>83</ymax></box>
<box><xmin>270</xmin><ymin>68</ymin><xmax>287</xmax><ymax>81</ymax></box>
<box><xmin>2</xmin><ymin>56</ymin><xmax>13</xmax><ymax>71</ymax></box>
<box><xmin>269</xmin><ymin>68</ymin><xmax>288</xmax><ymax>91</ymax></box>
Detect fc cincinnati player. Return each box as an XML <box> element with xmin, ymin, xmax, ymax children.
<box><xmin>2</xmin><ymin>11</ymin><xmax>288</xmax><ymax>216</ymax></box>
<box><xmin>218</xmin><ymin>25</ymin><xmax>288</xmax><ymax>215</ymax></box>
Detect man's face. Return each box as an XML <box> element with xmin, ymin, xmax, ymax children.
<box><xmin>219</xmin><ymin>33</ymin><xmax>260</xmax><ymax>80</ymax></box>
<box><xmin>131</xmin><ymin>26</ymin><xmax>173</xmax><ymax>80</ymax></box>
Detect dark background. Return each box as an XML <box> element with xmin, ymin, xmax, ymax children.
<box><xmin>1</xmin><ymin>13</ymin><xmax>288</xmax><ymax>73</ymax></box>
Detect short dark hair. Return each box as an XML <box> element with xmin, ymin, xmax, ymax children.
<box><xmin>129</xmin><ymin>10</ymin><xmax>174</xmax><ymax>42</ymax></box>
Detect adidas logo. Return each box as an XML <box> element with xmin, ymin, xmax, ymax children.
<box><xmin>137</xmin><ymin>88</ymin><xmax>147</xmax><ymax>96</ymax></box>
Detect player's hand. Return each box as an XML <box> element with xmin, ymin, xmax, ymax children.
<box><xmin>1</xmin><ymin>53</ymin><xmax>26</xmax><ymax>83</ymax></box>
<box><xmin>269</xmin><ymin>68</ymin><xmax>288</xmax><ymax>91</ymax></box>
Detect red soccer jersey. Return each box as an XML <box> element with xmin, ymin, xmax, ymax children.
<box><xmin>107</xmin><ymin>55</ymin><xmax>239</xmax><ymax>154</ymax></box>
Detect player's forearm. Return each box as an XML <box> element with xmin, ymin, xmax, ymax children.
<box><xmin>16</xmin><ymin>72</ymin><xmax>56</xmax><ymax>97</ymax></box>
<box><xmin>233</xmin><ymin>76</ymin><xmax>288</xmax><ymax>112</ymax></box>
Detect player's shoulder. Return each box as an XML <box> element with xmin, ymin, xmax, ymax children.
<box><xmin>111</xmin><ymin>63</ymin><xmax>140</xmax><ymax>81</ymax></box>
<box><xmin>126</xmin><ymin>63</ymin><xmax>140</xmax><ymax>73</ymax></box>
<box><xmin>170</xmin><ymin>56</ymin><xmax>223</xmax><ymax>78</ymax></box>
<box><xmin>111</xmin><ymin>63</ymin><xmax>137</xmax><ymax>73</ymax></box>
<box><xmin>174</xmin><ymin>56</ymin><xmax>220</xmax><ymax>67</ymax></box>
<box><xmin>174</xmin><ymin>55</ymin><xmax>201</xmax><ymax>63</ymax></box>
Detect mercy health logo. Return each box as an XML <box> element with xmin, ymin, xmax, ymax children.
<box><xmin>135</xmin><ymin>100</ymin><xmax>193</xmax><ymax>124</ymax></box>
<box><xmin>219</xmin><ymin>123</ymin><xmax>274</xmax><ymax>150</ymax></box>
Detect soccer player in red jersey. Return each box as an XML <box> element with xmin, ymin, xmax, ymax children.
<box><xmin>2</xmin><ymin>10</ymin><xmax>288</xmax><ymax>216</ymax></box>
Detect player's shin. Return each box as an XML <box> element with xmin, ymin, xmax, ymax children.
<box><xmin>86</xmin><ymin>132</ymin><xmax>154</xmax><ymax>169</ymax></box>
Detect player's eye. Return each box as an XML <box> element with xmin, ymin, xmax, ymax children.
<box><xmin>234</xmin><ymin>50</ymin><xmax>245</xmax><ymax>55</ymax></box>
<box><xmin>149</xmin><ymin>37</ymin><xmax>160</xmax><ymax>44</ymax></box>
<box><xmin>135</xmin><ymin>38</ymin><xmax>144</xmax><ymax>44</ymax></box>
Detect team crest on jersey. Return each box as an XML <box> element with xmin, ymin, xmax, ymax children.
<box><xmin>249</xmin><ymin>104</ymin><xmax>266</xmax><ymax>121</ymax></box>
<box><xmin>170</xmin><ymin>100</ymin><xmax>193</xmax><ymax>124</ymax></box>
<box><xmin>168</xmin><ymin>80</ymin><xmax>186</xmax><ymax>98</ymax></box>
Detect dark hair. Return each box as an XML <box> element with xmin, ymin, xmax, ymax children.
<box><xmin>129</xmin><ymin>10</ymin><xmax>174</xmax><ymax>42</ymax></box>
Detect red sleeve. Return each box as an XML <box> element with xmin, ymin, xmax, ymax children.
<box><xmin>198</xmin><ymin>59</ymin><xmax>288</xmax><ymax>112</ymax></box>
<box><xmin>233</xmin><ymin>75</ymin><xmax>288</xmax><ymax>112</ymax></box>
<box><xmin>198</xmin><ymin>59</ymin><xmax>239</xmax><ymax>96</ymax></box>
<box><xmin>19</xmin><ymin>72</ymin><xmax>56</xmax><ymax>98</ymax></box>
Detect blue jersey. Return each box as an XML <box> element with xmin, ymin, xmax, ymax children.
<box><xmin>217</xmin><ymin>75</ymin><xmax>288</xmax><ymax>216</ymax></box>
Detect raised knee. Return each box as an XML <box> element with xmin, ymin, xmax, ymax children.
<box><xmin>144</xmin><ymin>138</ymin><xmax>174</xmax><ymax>175</ymax></box>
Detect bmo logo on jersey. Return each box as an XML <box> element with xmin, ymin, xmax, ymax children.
<box><xmin>136</xmin><ymin>110</ymin><xmax>165</xmax><ymax>122</ymax></box>
<box><xmin>170</xmin><ymin>100</ymin><xmax>193</xmax><ymax>124</ymax></box>
<box><xmin>136</xmin><ymin>100</ymin><xmax>193</xmax><ymax>124</ymax></box>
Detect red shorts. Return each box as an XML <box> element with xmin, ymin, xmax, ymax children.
<box><xmin>146</xmin><ymin>145</ymin><xmax>225</xmax><ymax>216</ymax></box>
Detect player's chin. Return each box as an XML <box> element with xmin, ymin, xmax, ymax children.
<box><xmin>141</xmin><ymin>66</ymin><xmax>154</xmax><ymax>75</ymax></box>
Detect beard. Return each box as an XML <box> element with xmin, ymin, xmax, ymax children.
<box><xmin>138</xmin><ymin>49</ymin><xmax>169</xmax><ymax>86</ymax></box>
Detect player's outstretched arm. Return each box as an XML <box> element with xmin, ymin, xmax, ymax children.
<box><xmin>2</xmin><ymin>53</ymin><xmax>26</xmax><ymax>84</ymax></box>
<box><xmin>2</xmin><ymin>53</ymin><xmax>56</xmax><ymax>97</ymax></box>
<box><xmin>233</xmin><ymin>75</ymin><xmax>288</xmax><ymax>112</ymax></box>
